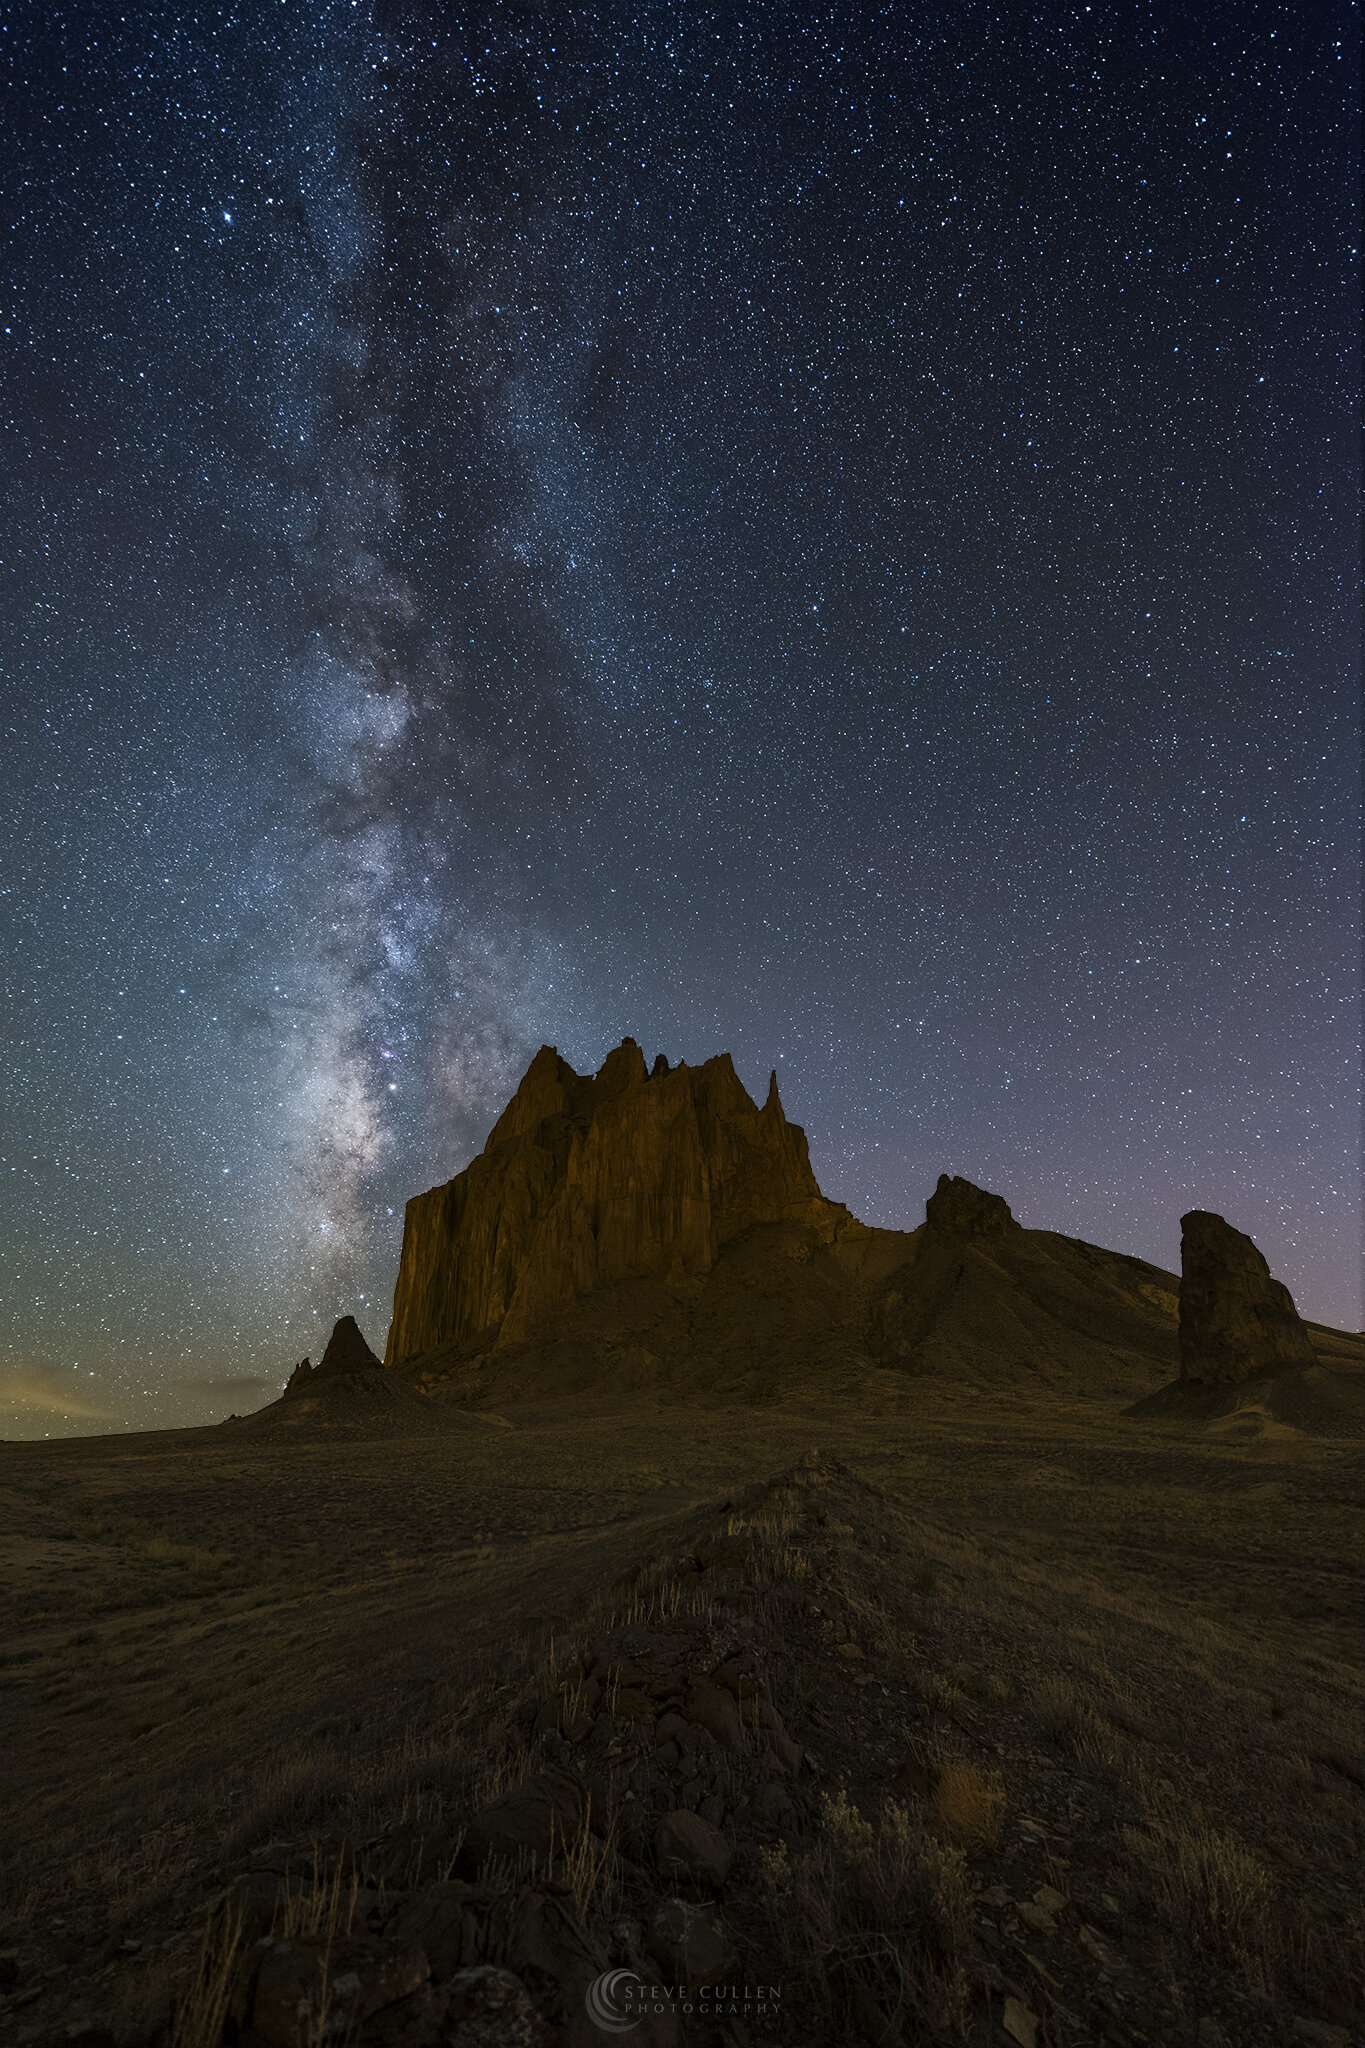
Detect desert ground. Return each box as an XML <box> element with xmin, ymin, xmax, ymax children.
<box><xmin>2</xmin><ymin>1378</ymin><xmax>1361</xmax><ymax>2047</ymax></box>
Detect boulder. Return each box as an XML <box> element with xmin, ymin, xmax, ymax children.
<box><xmin>655</xmin><ymin>1809</ymin><xmax>732</xmax><ymax>1887</ymax></box>
<box><xmin>1178</xmin><ymin>1210</ymin><xmax>1315</xmax><ymax>1385</ymax></box>
<box><xmin>923</xmin><ymin>1174</ymin><xmax>1019</xmax><ymax>1237</ymax></box>
<box><xmin>385</xmin><ymin>1041</ymin><xmax>848</xmax><ymax>1367</ymax></box>
<box><xmin>387</xmin><ymin>1882</ymin><xmax>490</xmax><ymax>1977</ymax></box>
<box><xmin>645</xmin><ymin>1898</ymin><xmax>734</xmax><ymax>1982</ymax></box>
<box><xmin>465</xmin><ymin>1766</ymin><xmax>586</xmax><ymax>1867</ymax></box>
<box><xmin>684</xmin><ymin>1681</ymin><xmax>744</xmax><ymax>1752</ymax></box>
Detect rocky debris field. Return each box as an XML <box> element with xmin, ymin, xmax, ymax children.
<box><xmin>4</xmin><ymin>1453</ymin><xmax>1359</xmax><ymax>2048</ymax></box>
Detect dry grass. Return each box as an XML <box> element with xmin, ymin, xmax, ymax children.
<box><xmin>1125</xmin><ymin>1799</ymin><xmax>1276</xmax><ymax>1980</ymax></box>
<box><xmin>930</xmin><ymin>1760</ymin><xmax>1006</xmax><ymax>1851</ymax></box>
<box><xmin>169</xmin><ymin>1902</ymin><xmax>243</xmax><ymax>2048</ymax></box>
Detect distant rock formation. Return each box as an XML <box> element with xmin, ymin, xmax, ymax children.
<box><xmin>226</xmin><ymin>1314</ymin><xmax>470</xmax><ymax>1437</ymax></box>
<box><xmin>284</xmin><ymin>1316</ymin><xmax>383</xmax><ymax>1398</ymax></box>
<box><xmin>384</xmin><ymin>1039</ymin><xmax>848</xmax><ymax>1368</ymax></box>
<box><xmin>924</xmin><ymin>1174</ymin><xmax>1020</xmax><ymax>1238</ymax></box>
<box><xmin>1177</xmin><ymin>1210</ymin><xmax>1315</xmax><ymax>1385</ymax></box>
<box><xmin>315</xmin><ymin>1314</ymin><xmax>384</xmax><ymax>1375</ymax></box>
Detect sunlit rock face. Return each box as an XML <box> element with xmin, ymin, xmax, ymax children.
<box><xmin>1177</xmin><ymin>1209</ymin><xmax>1316</xmax><ymax>1385</ymax></box>
<box><xmin>384</xmin><ymin>1039</ymin><xmax>846</xmax><ymax>1366</ymax></box>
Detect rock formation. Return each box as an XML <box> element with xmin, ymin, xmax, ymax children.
<box><xmin>284</xmin><ymin>1315</ymin><xmax>383</xmax><ymax>1396</ymax></box>
<box><xmin>1177</xmin><ymin>1209</ymin><xmax>1315</xmax><ymax>1385</ymax></box>
<box><xmin>384</xmin><ymin>1039</ymin><xmax>848</xmax><ymax>1369</ymax></box>
<box><xmin>226</xmin><ymin>1314</ymin><xmax>471</xmax><ymax>1437</ymax></box>
<box><xmin>923</xmin><ymin>1173</ymin><xmax>1020</xmax><ymax>1238</ymax></box>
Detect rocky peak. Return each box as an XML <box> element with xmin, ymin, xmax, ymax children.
<box><xmin>283</xmin><ymin>1316</ymin><xmax>382</xmax><ymax>1399</ymax></box>
<box><xmin>924</xmin><ymin>1174</ymin><xmax>1020</xmax><ymax>1238</ymax></box>
<box><xmin>317</xmin><ymin>1315</ymin><xmax>383</xmax><ymax>1375</ymax></box>
<box><xmin>385</xmin><ymin>1039</ymin><xmax>848</xmax><ymax>1370</ymax></box>
<box><xmin>593</xmin><ymin>1036</ymin><xmax>649</xmax><ymax>1097</ymax></box>
<box><xmin>1178</xmin><ymin>1210</ymin><xmax>1315</xmax><ymax>1385</ymax></box>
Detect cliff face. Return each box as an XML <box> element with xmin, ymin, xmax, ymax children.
<box><xmin>384</xmin><ymin>1039</ymin><xmax>846</xmax><ymax>1368</ymax></box>
<box><xmin>1177</xmin><ymin>1209</ymin><xmax>1316</xmax><ymax>1385</ymax></box>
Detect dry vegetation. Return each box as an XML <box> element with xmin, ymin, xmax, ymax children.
<box><xmin>1</xmin><ymin>1387</ymin><xmax>1362</xmax><ymax>2046</ymax></box>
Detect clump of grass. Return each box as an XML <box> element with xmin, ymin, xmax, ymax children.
<box><xmin>560</xmin><ymin>1801</ymin><xmax>619</xmax><ymax>1925</ymax></box>
<box><xmin>931</xmin><ymin>1761</ymin><xmax>1005</xmax><ymax>1851</ymax></box>
<box><xmin>1032</xmin><ymin>1671</ymin><xmax>1082</xmax><ymax>1744</ymax></box>
<box><xmin>1125</xmin><ymin>1802</ymin><xmax>1275</xmax><ymax>1980</ymax></box>
<box><xmin>761</xmin><ymin>1789</ymin><xmax>969</xmax><ymax>2041</ymax></box>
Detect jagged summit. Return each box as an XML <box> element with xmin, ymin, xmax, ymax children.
<box><xmin>923</xmin><ymin>1173</ymin><xmax>1019</xmax><ymax>1238</ymax></box>
<box><xmin>385</xmin><ymin>1038</ymin><xmax>848</xmax><ymax>1370</ymax></box>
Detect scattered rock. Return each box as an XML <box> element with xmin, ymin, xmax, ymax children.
<box><xmin>645</xmin><ymin>1899</ymin><xmax>734</xmax><ymax>1983</ymax></box>
<box><xmin>655</xmin><ymin>1810</ymin><xmax>733</xmax><ymax>1888</ymax></box>
<box><xmin>1032</xmin><ymin>1885</ymin><xmax>1067</xmax><ymax>1915</ymax></box>
<box><xmin>835</xmin><ymin>1641</ymin><xmax>864</xmax><ymax>1662</ymax></box>
<box><xmin>1015</xmin><ymin>1901</ymin><xmax>1057</xmax><ymax>1935</ymax></box>
<box><xmin>442</xmin><ymin>1964</ymin><xmax>548</xmax><ymax>2046</ymax></box>
<box><xmin>607</xmin><ymin>1687</ymin><xmax>657</xmax><ymax>1725</ymax></box>
<box><xmin>235</xmin><ymin>1933</ymin><xmax>428</xmax><ymax>2047</ymax></box>
<box><xmin>1001</xmin><ymin>1994</ymin><xmax>1039</xmax><ymax>2048</ymax></box>
<box><xmin>685</xmin><ymin>1681</ymin><xmax>744</xmax><ymax>1751</ymax></box>
<box><xmin>1289</xmin><ymin>2023</ymin><xmax>1350</xmax><ymax>2048</ymax></box>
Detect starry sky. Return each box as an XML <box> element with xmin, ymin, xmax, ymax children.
<box><xmin>2</xmin><ymin>0</ymin><xmax>1359</xmax><ymax>1435</ymax></box>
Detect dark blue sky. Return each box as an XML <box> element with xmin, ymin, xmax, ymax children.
<box><xmin>2</xmin><ymin>0</ymin><xmax>1359</xmax><ymax>1434</ymax></box>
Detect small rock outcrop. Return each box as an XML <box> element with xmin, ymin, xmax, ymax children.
<box><xmin>385</xmin><ymin>1040</ymin><xmax>847</xmax><ymax>1368</ymax></box>
<box><xmin>1177</xmin><ymin>1210</ymin><xmax>1315</xmax><ymax>1385</ymax></box>
<box><xmin>283</xmin><ymin>1316</ymin><xmax>382</xmax><ymax>1398</ymax></box>
<box><xmin>924</xmin><ymin>1173</ymin><xmax>1020</xmax><ymax>1238</ymax></box>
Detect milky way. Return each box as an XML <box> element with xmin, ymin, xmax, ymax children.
<box><xmin>2</xmin><ymin>1</ymin><xmax>1359</xmax><ymax>1433</ymax></box>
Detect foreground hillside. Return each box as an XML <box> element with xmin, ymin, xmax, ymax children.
<box><xmin>1</xmin><ymin>1385</ymin><xmax>1360</xmax><ymax>2046</ymax></box>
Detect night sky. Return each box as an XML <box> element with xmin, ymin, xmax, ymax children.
<box><xmin>2</xmin><ymin>1</ymin><xmax>1359</xmax><ymax>1436</ymax></box>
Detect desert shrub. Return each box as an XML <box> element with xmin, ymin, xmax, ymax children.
<box><xmin>760</xmin><ymin>1788</ymin><xmax>969</xmax><ymax>2042</ymax></box>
